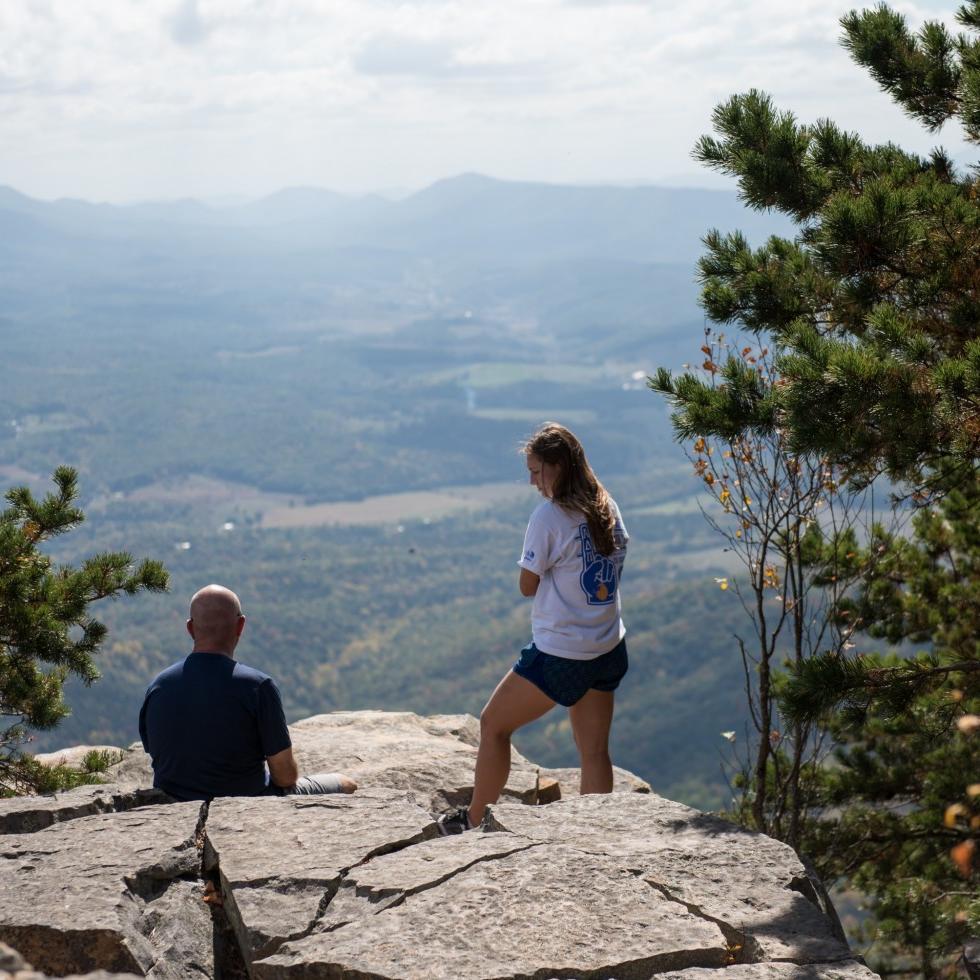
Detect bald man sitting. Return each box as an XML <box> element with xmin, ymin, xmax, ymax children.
<box><xmin>139</xmin><ymin>584</ymin><xmax>356</xmax><ymax>802</ymax></box>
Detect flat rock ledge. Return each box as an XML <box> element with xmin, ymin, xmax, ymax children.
<box><xmin>0</xmin><ymin>710</ymin><xmax>877</xmax><ymax>980</ymax></box>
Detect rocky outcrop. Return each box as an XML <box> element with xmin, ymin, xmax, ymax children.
<box><xmin>0</xmin><ymin>941</ymin><xmax>138</xmax><ymax>979</ymax></box>
<box><xmin>0</xmin><ymin>711</ymin><xmax>876</xmax><ymax>980</ymax></box>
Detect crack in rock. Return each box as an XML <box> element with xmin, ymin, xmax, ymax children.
<box><xmin>250</xmin><ymin>841</ymin><xmax>732</xmax><ymax>980</ymax></box>
<box><xmin>0</xmin><ymin>717</ymin><xmax>864</xmax><ymax>979</ymax></box>
<box><xmin>215</xmin><ymin>803</ymin><xmax>441</xmax><ymax>966</ymax></box>
<box><xmin>0</xmin><ymin>785</ymin><xmax>173</xmax><ymax>835</ymax></box>
<box><xmin>356</xmin><ymin>839</ymin><xmax>546</xmax><ymax>912</ymax></box>
<box><xmin>644</xmin><ymin>878</ymin><xmax>757</xmax><ymax>964</ymax></box>
<box><xmin>281</xmin><ymin>812</ymin><xmax>442</xmax><ymax>939</ymax></box>
<box><xmin>245</xmin><ymin>833</ymin><xmax>538</xmax><ymax>961</ymax></box>
<box><xmin>766</xmin><ymin>954</ymin><xmax>860</xmax><ymax>967</ymax></box>
<box><xmin>790</xmin><ymin>865</ymin><xmax>850</xmax><ymax>947</ymax></box>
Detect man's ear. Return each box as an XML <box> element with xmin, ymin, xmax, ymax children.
<box><xmin>236</xmin><ymin>615</ymin><xmax>246</xmax><ymax>637</ymax></box>
<box><xmin>186</xmin><ymin>619</ymin><xmax>195</xmax><ymax>639</ymax></box>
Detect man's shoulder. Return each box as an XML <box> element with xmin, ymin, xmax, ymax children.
<box><xmin>147</xmin><ymin>657</ymin><xmax>189</xmax><ymax>688</ymax></box>
<box><xmin>146</xmin><ymin>655</ymin><xmax>278</xmax><ymax>693</ymax></box>
<box><xmin>230</xmin><ymin>660</ymin><xmax>278</xmax><ymax>687</ymax></box>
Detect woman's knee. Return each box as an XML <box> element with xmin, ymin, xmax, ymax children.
<box><xmin>479</xmin><ymin>705</ymin><xmax>514</xmax><ymax>741</ymax></box>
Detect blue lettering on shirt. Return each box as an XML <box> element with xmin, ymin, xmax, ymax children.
<box><xmin>578</xmin><ymin>524</ymin><xmax>618</xmax><ymax>605</ymax></box>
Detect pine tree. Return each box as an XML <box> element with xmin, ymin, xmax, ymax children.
<box><xmin>654</xmin><ymin>3</ymin><xmax>980</xmax><ymax>494</ymax></box>
<box><xmin>665</xmin><ymin>332</ymin><xmax>887</xmax><ymax>854</ymax></box>
<box><xmin>0</xmin><ymin>467</ymin><xmax>168</xmax><ymax>794</ymax></box>
<box><xmin>652</xmin><ymin>2</ymin><xmax>980</xmax><ymax>973</ymax></box>
<box><xmin>782</xmin><ymin>467</ymin><xmax>980</xmax><ymax>973</ymax></box>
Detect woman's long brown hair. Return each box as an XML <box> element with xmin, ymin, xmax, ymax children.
<box><xmin>524</xmin><ymin>422</ymin><xmax>617</xmax><ymax>556</ymax></box>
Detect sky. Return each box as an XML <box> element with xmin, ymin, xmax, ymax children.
<box><xmin>1</xmin><ymin>0</ymin><xmax>976</xmax><ymax>203</ymax></box>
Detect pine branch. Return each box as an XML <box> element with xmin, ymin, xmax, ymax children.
<box><xmin>782</xmin><ymin>651</ymin><xmax>980</xmax><ymax>721</ymax></box>
<box><xmin>841</xmin><ymin>7</ymin><xmax>961</xmax><ymax>131</ymax></box>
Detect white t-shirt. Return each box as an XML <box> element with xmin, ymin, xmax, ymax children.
<box><xmin>517</xmin><ymin>497</ymin><xmax>628</xmax><ymax>660</ymax></box>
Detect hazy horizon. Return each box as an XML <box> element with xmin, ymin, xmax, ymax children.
<box><xmin>1</xmin><ymin>169</ymin><xmax>740</xmax><ymax>209</ymax></box>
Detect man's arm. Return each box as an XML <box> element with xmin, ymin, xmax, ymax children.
<box><xmin>138</xmin><ymin>691</ymin><xmax>152</xmax><ymax>753</ymax></box>
<box><xmin>266</xmin><ymin>746</ymin><xmax>299</xmax><ymax>789</ymax></box>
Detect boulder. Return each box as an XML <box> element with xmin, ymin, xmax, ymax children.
<box><xmin>0</xmin><ymin>804</ymin><xmax>211</xmax><ymax>978</ymax></box>
<box><xmin>0</xmin><ymin>940</ymin><xmax>140</xmax><ymax>979</ymax></box>
<box><xmin>286</xmin><ymin>710</ymin><xmax>547</xmax><ymax>809</ymax></box>
<box><xmin>0</xmin><ymin>711</ymin><xmax>873</xmax><ymax>980</ymax></box>
<box><xmin>256</xmin><ymin>837</ymin><xmax>731</xmax><ymax>979</ymax></box>
<box><xmin>485</xmin><ymin>794</ymin><xmax>853</xmax><ymax>964</ymax></box>
<box><xmin>657</xmin><ymin>967</ymin><xmax>879</xmax><ymax>980</ymax></box>
<box><xmin>203</xmin><ymin>789</ymin><xmax>436</xmax><ymax>961</ymax></box>
<box><xmin>0</xmin><ymin>786</ymin><xmax>170</xmax><ymax>836</ymax></box>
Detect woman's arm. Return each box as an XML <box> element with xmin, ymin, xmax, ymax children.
<box><xmin>519</xmin><ymin>568</ymin><xmax>540</xmax><ymax>597</ymax></box>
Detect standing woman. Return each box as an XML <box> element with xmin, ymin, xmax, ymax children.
<box><xmin>438</xmin><ymin>422</ymin><xmax>629</xmax><ymax>834</ymax></box>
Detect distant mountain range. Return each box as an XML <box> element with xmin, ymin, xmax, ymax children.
<box><xmin>0</xmin><ymin>173</ymin><xmax>792</xmax><ymax>267</ymax></box>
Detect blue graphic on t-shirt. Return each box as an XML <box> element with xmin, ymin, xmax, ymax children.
<box><xmin>579</xmin><ymin>524</ymin><xmax>618</xmax><ymax>605</ymax></box>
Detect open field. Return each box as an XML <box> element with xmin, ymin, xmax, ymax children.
<box><xmin>261</xmin><ymin>480</ymin><xmax>533</xmax><ymax>528</ymax></box>
<box><xmin>82</xmin><ymin>473</ymin><xmax>538</xmax><ymax>530</ymax></box>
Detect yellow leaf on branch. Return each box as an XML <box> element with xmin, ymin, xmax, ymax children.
<box><xmin>945</xmin><ymin>803</ymin><xmax>968</xmax><ymax>828</ymax></box>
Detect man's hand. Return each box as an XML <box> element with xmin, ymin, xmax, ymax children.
<box><xmin>267</xmin><ymin>746</ymin><xmax>300</xmax><ymax>789</ymax></box>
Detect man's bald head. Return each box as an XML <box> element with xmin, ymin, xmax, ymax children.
<box><xmin>187</xmin><ymin>584</ymin><xmax>245</xmax><ymax>655</ymax></box>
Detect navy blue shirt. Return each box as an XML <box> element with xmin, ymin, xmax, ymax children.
<box><xmin>139</xmin><ymin>652</ymin><xmax>292</xmax><ymax>802</ymax></box>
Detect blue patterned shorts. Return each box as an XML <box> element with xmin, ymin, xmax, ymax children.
<box><xmin>513</xmin><ymin>638</ymin><xmax>628</xmax><ymax>707</ymax></box>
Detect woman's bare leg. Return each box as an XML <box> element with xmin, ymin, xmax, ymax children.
<box><xmin>468</xmin><ymin>670</ymin><xmax>555</xmax><ymax>826</ymax></box>
<box><xmin>568</xmin><ymin>688</ymin><xmax>615</xmax><ymax>795</ymax></box>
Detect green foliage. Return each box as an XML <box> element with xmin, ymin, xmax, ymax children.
<box><xmin>661</xmin><ymin>4</ymin><xmax>980</xmax><ymax>486</ymax></box>
<box><xmin>780</xmin><ymin>470</ymin><xmax>979</xmax><ymax>972</ymax></box>
<box><xmin>654</xmin><ymin>3</ymin><xmax>980</xmax><ymax>972</ymax></box>
<box><xmin>0</xmin><ymin>748</ymin><xmax>124</xmax><ymax>799</ymax></box>
<box><xmin>660</xmin><ymin>335</ymin><xmax>886</xmax><ymax>856</ymax></box>
<box><xmin>0</xmin><ymin>468</ymin><xmax>167</xmax><ymax>794</ymax></box>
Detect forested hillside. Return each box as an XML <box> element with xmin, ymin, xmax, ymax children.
<box><xmin>2</xmin><ymin>175</ymin><xmax>784</xmax><ymax>808</ymax></box>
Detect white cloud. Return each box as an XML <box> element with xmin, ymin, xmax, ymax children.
<box><xmin>168</xmin><ymin>0</ymin><xmax>210</xmax><ymax>46</ymax></box>
<box><xmin>0</xmin><ymin>0</ymin><xmax>974</xmax><ymax>201</ymax></box>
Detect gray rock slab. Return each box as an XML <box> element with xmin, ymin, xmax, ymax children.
<box><xmin>309</xmin><ymin>832</ymin><xmax>548</xmax><ymax>933</ymax></box>
<box><xmin>205</xmin><ymin>789</ymin><xmax>437</xmax><ymax>964</ymax></box>
<box><xmin>0</xmin><ymin>803</ymin><xmax>208</xmax><ymax>978</ymax></box>
<box><xmin>0</xmin><ymin>939</ymin><xmax>141</xmax><ymax>980</ymax></box>
<box><xmin>488</xmin><ymin>793</ymin><xmax>853</xmax><ymax>965</ymax></box>
<box><xmin>253</xmin><ymin>842</ymin><xmax>730</xmax><ymax>980</ymax></box>
<box><xmin>288</xmin><ymin>711</ymin><xmax>543</xmax><ymax>810</ymax></box>
<box><xmin>658</xmin><ymin>963</ymin><xmax>879</xmax><ymax>980</ymax></box>
<box><xmin>0</xmin><ymin>785</ymin><xmax>171</xmax><ymax>835</ymax></box>
<box><xmin>336</xmin><ymin>830</ymin><xmax>545</xmax><ymax>915</ymax></box>
<box><xmin>105</xmin><ymin>744</ymin><xmax>154</xmax><ymax>789</ymax></box>
<box><xmin>0</xmin><ymin>939</ymin><xmax>142</xmax><ymax>978</ymax></box>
